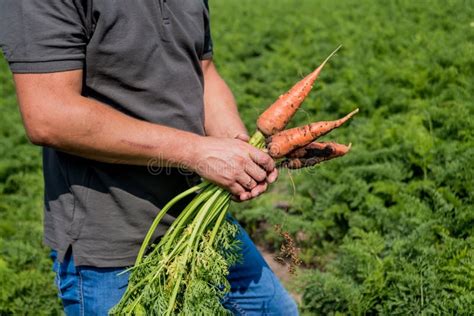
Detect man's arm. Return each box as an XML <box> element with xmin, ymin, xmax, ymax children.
<box><xmin>202</xmin><ymin>60</ymin><xmax>278</xmax><ymax>197</ymax></box>
<box><xmin>13</xmin><ymin>69</ymin><xmax>276</xmax><ymax>200</ymax></box>
<box><xmin>202</xmin><ymin>60</ymin><xmax>248</xmax><ymax>139</ymax></box>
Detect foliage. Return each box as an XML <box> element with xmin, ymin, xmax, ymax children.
<box><xmin>1</xmin><ymin>0</ymin><xmax>473</xmax><ymax>314</ymax></box>
<box><xmin>211</xmin><ymin>0</ymin><xmax>474</xmax><ymax>314</ymax></box>
<box><xmin>0</xmin><ymin>61</ymin><xmax>62</xmax><ymax>313</ymax></box>
<box><xmin>112</xmin><ymin>184</ymin><xmax>236</xmax><ymax>315</ymax></box>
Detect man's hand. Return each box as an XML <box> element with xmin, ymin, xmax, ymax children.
<box><xmin>233</xmin><ymin>133</ymin><xmax>278</xmax><ymax>201</ymax></box>
<box><xmin>202</xmin><ymin>60</ymin><xmax>279</xmax><ymax>201</ymax></box>
<box><xmin>190</xmin><ymin>136</ymin><xmax>278</xmax><ymax>201</ymax></box>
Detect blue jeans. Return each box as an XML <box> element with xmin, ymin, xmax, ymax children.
<box><xmin>51</xmin><ymin>222</ymin><xmax>299</xmax><ymax>315</ymax></box>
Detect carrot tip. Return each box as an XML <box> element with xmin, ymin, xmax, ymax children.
<box><xmin>317</xmin><ymin>45</ymin><xmax>343</xmax><ymax>70</ymax></box>
<box><xmin>346</xmin><ymin>108</ymin><xmax>359</xmax><ymax>119</ymax></box>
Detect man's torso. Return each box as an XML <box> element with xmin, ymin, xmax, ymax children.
<box><xmin>0</xmin><ymin>0</ymin><xmax>212</xmax><ymax>266</ymax></box>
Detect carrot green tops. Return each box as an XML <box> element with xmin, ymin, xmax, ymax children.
<box><xmin>0</xmin><ymin>0</ymin><xmax>212</xmax><ymax>267</ymax></box>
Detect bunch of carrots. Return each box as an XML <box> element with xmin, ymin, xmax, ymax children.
<box><xmin>111</xmin><ymin>46</ymin><xmax>358</xmax><ymax>315</ymax></box>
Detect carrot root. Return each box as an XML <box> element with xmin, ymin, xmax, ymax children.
<box><xmin>267</xmin><ymin>108</ymin><xmax>359</xmax><ymax>158</ymax></box>
<box><xmin>257</xmin><ymin>46</ymin><xmax>342</xmax><ymax>136</ymax></box>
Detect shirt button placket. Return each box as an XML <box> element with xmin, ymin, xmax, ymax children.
<box><xmin>158</xmin><ymin>0</ymin><xmax>171</xmax><ymax>42</ymax></box>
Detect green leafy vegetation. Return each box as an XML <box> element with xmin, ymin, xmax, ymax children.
<box><xmin>0</xmin><ymin>61</ymin><xmax>62</xmax><ymax>313</ymax></box>
<box><xmin>212</xmin><ymin>0</ymin><xmax>474</xmax><ymax>314</ymax></box>
<box><xmin>1</xmin><ymin>0</ymin><xmax>473</xmax><ymax>314</ymax></box>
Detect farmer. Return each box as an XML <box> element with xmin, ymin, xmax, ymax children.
<box><xmin>0</xmin><ymin>0</ymin><xmax>298</xmax><ymax>315</ymax></box>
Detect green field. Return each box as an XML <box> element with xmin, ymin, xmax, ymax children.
<box><xmin>1</xmin><ymin>0</ymin><xmax>473</xmax><ymax>314</ymax></box>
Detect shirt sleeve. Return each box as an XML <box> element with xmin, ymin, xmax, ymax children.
<box><xmin>0</xmin><ymin>0</ymin><xmax>87</xmax><ymax>73</ymax></box>
<box><xmin>201</xmin><ymin>0</ymin><xmax>213</xmax><ymax>60</ymax></box>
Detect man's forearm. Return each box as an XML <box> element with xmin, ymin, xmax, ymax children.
<box><xmin>203</xmin><ymin>61</ymin><xmax>248</xmax><ymax>138</ymax></box>
<box><xmin>14</xmin><ymin>72</ymin><xmax>201</xmax><ymax>169</ymax></box>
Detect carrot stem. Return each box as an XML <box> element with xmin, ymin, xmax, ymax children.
<box><xmin>134</xmin><ymin>181</ymin><xmax>209</xmax><ymax>266</ymax></box>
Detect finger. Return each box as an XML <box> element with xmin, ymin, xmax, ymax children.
<box><xmin>231</xmin><ymin>194</ymin><xmax>245</xmax><ymax>202</ymax></box>
<box><xmin>250</xmin><ymin>182</ymin><xmax>268</xmax><ymax>198</ymax></box>
<box><xmin>234</xmin><ymin>133</ymin><xmax>250</xmax><ymax>142</ymax></box>
<box><xmin>244</xmin><ymin>161</ymin><xmax>267</xmax><ymax>183</ymax></box>
<box><xmin>247</xmin><ymin>147</ymin><xmax>275</xmax><ymax>172</ymax></box>
<box><xmin>266</xmin><ymin>168</ymin><xmax>279</xmax><ymax>184</ymax></box>
<box><xmin>239</xmin><ymin>191</ymin><xmax>252</xmax><ymax>201</ymax></box>
<box><xmin>228</xmin><ymin>182</ymin><xmax>246</xmax><ymax>197</ymax></box>
<box><xmin>236</xmin><ymin>173</ymin><xmax>257</xmax><ymax>190</ymax></box>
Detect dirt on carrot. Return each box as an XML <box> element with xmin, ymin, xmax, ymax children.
<box><xmin>280</xmin><ymin>142</ymin><xmax>351</xmax><ymax>169</ymax></box>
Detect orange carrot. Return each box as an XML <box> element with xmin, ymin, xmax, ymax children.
<box><xmin>267</xmin><ymin>108</ymin><xmax>359</xmax><ymax>158</ymax></box>
<box><xmin>280</xmin><ymin>142</ymin><xmax>351</xmax><ymax>169</ymax></box>
<box><xmin>257</xmin><ymin>46</ymin><xmax>342</xmax><ymax>136</ymax></box>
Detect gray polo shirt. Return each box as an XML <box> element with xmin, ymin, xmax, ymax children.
<box><xmin>0</xmin><ymin>0</ymin><xmax>213</xmax><ymax>267</ymax></box>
